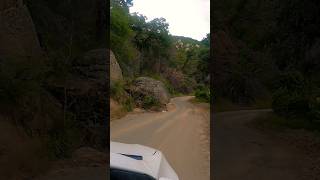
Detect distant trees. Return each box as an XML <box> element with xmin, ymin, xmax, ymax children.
<box><xmin>213</xmin><ymin>0</ymin><xmax>320</xmax><ymax>120</ymax></box>
<box><xmin>111</xmin><ymin>0</ymin><xmax>175</xmax><ymax>75</ymax></box>
<box><xmin>110</xmin><ymin>0</ymin><xmax>209</xmax><ymax>95</ymax></box>
<box><xmin>270</xmin><ymin>0</ymin><xmax>320</xmax><ymax>120</ymax></box>
<box><xmin>110</xmin><ymin>0</ymin><xmax>137</xmax><ymax>75</ymax></box>
<box><xmin>130</xmin><ymin>16</ymin><xmax>171</xmax><ymax>73</ymax></box>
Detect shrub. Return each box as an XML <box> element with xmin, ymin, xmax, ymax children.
<box><xmin>309</xmin><ymin>96</ymin><xmax>320</xmax><ymax>121</ymax></box>
<box><xmin>123</xmin><ymin>96</ymin><xmax>134</xmax><ymax>112</ymax></box>
<box><xmin>110</xmin><ymin>81</ymin><xmax>124</xmax><ymax>99</ymax></box>
<box><xmin>142</xmin><ymin>95</ymin><xmax>160</xmax><ymax>109</ymax></box>
<box><xmin>272</xmin><ymin>88</ymin><xmax>309</xmax><ymax>117</ymax></box>
<box><xmin>272</xmin><ymin>71</ymin><xmax>309</xmax><ymax>117</ymax></box>
<box><xmin>110</xmin><ymin>81</ymin><xmax>134</xmax><ymax>112</ymax></box>
<box><xmin>195</xmin><ymin>86</ymin><xmax>210</xmax><ymax>103</ymax></box>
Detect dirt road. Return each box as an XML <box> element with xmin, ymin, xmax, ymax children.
<box><xmin>111</xmin><ymin>96</ymin><xmax>210</xmax><ymax>180</ymax></box>
<box><xmin>213</xmin><ymin>109</ymin><xmax>309</xmax><ymax>180</ymax></box>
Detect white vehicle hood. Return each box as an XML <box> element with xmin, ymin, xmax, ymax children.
<box><xmin>110</xmin><ymin>141</ymin><xmax>179</xmax><ymax>180</ymax></box>
<box><xmin>110</xmin><ymin>141</ymin><xmax>157</xmax><ymax>156</ymax></box>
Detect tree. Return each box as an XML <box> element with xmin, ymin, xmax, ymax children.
<box><xmin>130</xmin><ymin>16</ymin><xmax>171</xmax><ymax>73</ymax></box>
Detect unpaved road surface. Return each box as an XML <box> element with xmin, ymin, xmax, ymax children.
<box><xmin>111</xmin><ymin>96</ymin><xmax>210</xmax><ymax>180</ymax></box>
<box><xmin>213</xmin><ymin>109</ymin><xmax>309</xmax><ymax>180</ymax></box>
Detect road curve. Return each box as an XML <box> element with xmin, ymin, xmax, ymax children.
<box><xmin>110</xmin><ymin>96</ymin><xmax>210</xmax><ymax>180</ymax></box>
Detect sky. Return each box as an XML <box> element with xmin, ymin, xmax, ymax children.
<box><xmin>129</xmin><ymin>0</ymin><xmax>210</xmax><ymax>41</ymax></box>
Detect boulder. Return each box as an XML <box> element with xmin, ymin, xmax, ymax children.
<box><xmin>46</xmin><ymin>48</ymin><xmax>108</xmax><ymax>149</ymax></box>
<box><xmin>0</xmin><ymin>0</ymin><xmax>44</xmax><ymax>61</ymax></box>
<box><xmin>110</xmin><ymin>50</ymin><xmax>123</xmax><ymax>84</ymax></box>
<box><xmin>131</xmin><ymin>77</ymin><xmax>170</xmax><ymax>107</ymax></box>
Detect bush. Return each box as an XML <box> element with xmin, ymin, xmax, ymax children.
<box><xmin>195</xmin><ymin>86</ymin><xmax>210</xmax><ymax>103</ymax></box>
<box><xmin>142</xmin><ymin>95</ymin><xmax>160</xmax><ymax>109</ymax></box>
<box><xmin>110</xmin><ymin>81</ymin><xmax>124</xmax><ymax>99</ymax></box>
<box><xmin>272</xmin><ymin>71</ymin><xmax>309</xmax><ymax>118</ymax></box>
<box><xmin>272</xmin><ymin>88</ymin><xmax>309</xmax><ymax>117</ymax></box>
<box><xmin>309</xmin><ymin>96</ymin><xmax>320</xmax><ymax>121</ymax></box>
<box><xmin>110</xmin><ymin>81</ymin><xmax>134</xmax><ymax>112</ymax></box>
<box><xmin>272</xmin><ymin>71</ymin><xmax>305</xmax><ymax>92</ymax></box>
<box><xmin>123</xmin><ymin>96</ymin><xmax>134</xmax><ymax>112</ymax></box>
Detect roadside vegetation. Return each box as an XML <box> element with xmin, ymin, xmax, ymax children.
<box><xmin>110</xmin><ymin>0</ymin><xmax>210</xmax><ymax>112</ymax></box>
<box><xmin>194</xmin><ymin>86</ymin><xmax>210</xmax><ymax>103</ymax></box>
<box><xmin>214</xmin><ymin>0</ymin><xmax>320</xmax><ymax>131</ymax></box>
<box><xmin>252</xmin><ymin>112</ymin><xmax>320</xmax><ymax>133</ymax></box>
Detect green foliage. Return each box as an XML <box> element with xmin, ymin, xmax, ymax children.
<box><xmin>110</xmin><ymin>3</ymin><xmax>136</xmax><ymax>69</ymax></box>
<box><xmin>110</xmin><ymin>0</ymin><xmax>210</xmax><ymax>103</ymax></box>
<box><xmin>195</xmin><ymin>46</ymin><xmax>210</xmax><ymax>84</ymax></box>
<box><xmin>271</xmin><ymin>71</ymin><xmax>311</xmax><ymax>118</ymax></box>
<box><xmin>142</xmin><ymin>95</ymin><xmax>160</xmax><ymax>109</ymax></box>
<box><xmin>272</xmin><ymin>88</ymin><xmax>309</xmax><ymax>117</ymax></box>
<box><xmin>130</xmin><ymin>15</ymin><xmax>171</xmax><ymax>73</ymax></box>
<box><xmin>213</xmin><ymin>0</ymin><xmax>320</xmax><ymax>131</ymax></box>
<box><xmin>111</xmin><ymin>0</ymin><xmax>133</xmax><ymax>12</ymax></box>
<box><xmin>123</xmin><ymin>97</ymin><xmax>134</xmax><ymax>112</ymax></box>
<box><xmin>270</xmin><ymin>0</ymin><xmax>320</xmax><ymax>123</ymax></box>
<box><xmin>110</xmin><ymin>81</ymin><xmax>125</xmax><ymax>99</ymax></box>
<box><xmin>272</xmin><ymin>71</ymin><xmax>305</xmax><ymax>92</ymax></box>
<box><xmin>309</xmin><ymin>97</ymin><xmax>320</xmax><ymax>121</ymax></box>
<box><xmin>195</xmin><ymin>85</ymin><xmax>210</xmax><ymax>103</ymax></box>
<box><xmin>110</xmin><ymin>81</ymin><xmax>134</xmax><ymax>112</ymax></box>
<box><xmin>201</xmin><ymin>34</ymin><xmax>210</xmax><ymax>47</ymax></box>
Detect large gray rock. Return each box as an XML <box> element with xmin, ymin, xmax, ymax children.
<box><xmin>110</xmin><ymin>50</ymin><xmax>123</xmax><ymax>84</ymax></box>
<box><xmin>131</xmin><ymin>77</ymin><xmax>170</xmax><ymax>107</ymax></box>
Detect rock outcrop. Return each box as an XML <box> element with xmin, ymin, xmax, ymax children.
<box><xmin>73</xmin><ymin>48</ymin><xmax>108</xmax><ymax>86</ymax></box>
<box><xmin>46</xmin><ymin>48</ymin><xmax>108</xmax><ymax>149</ymax></box>
<box><xmin>71</xmin><ymin>49</ymin><xmax>108</xmax><ymax>148</ymax></box>
<box><xmin>110</xmin><ymin>50</ymin><xmax>123</xmax><ymax>84</ymax></box>
<box><xmin>0</xmin><ymin>0</ymin><xmax>44</xmax><ymax>61</ymax></box>
<box><xmin>131</xmin><ymin>77</ymin><xmax>170</xmax><ymax>107</ymax></box>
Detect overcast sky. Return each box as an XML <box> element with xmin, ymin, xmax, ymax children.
<box><xmin>129</xmin><ymin>0</ymin><xmax>210</xmax><ymax>41</ymax></box>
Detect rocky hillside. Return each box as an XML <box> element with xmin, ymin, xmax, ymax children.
<box><xmin>0</xmin><ymin>0</ymin><xmax>107</xmax><ymax>178</ymax></box>
<box><xmin>110</xmin><ymin>52</ymin><xmax>170</xmax><ymax>118</ymax></box>
<box><xmin>110</xmin><ymin>0</ymin><xmax>210</xmax><ymax>112</ymax></box>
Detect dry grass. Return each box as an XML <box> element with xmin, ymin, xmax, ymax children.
<box><xmin>110</xmin><ymin>99</ymin><xmax>127</xmax><ymax>121</ymax></box>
